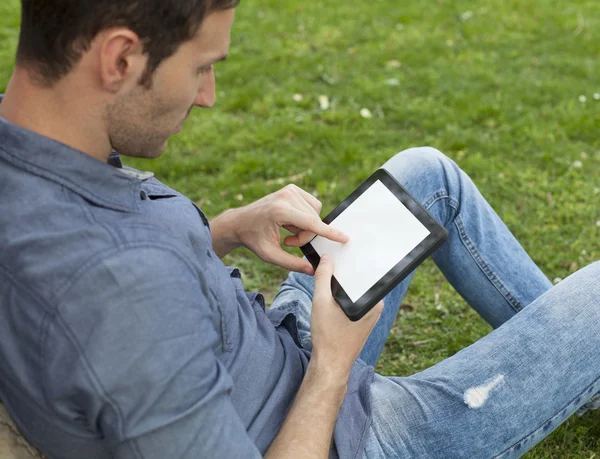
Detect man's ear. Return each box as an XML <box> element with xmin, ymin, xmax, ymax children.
<box><xmin>98</xmin><ymin>29</ymin><xmax>148</xmax><ymax>93</ymax></box>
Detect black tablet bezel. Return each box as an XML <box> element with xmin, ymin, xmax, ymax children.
<box><xmin>301</xmin><ymin>168</ymin><xmax>449</xmax><ymax>321</ymax></box>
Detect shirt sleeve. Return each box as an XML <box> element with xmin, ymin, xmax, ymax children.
<box><xmin>52</xmin><ymin>245</ymin><xmax>263</xmax><ymax>459</ymax></box>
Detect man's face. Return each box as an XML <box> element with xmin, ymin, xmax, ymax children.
<box><xmin>106</xmin><ymin>9</ymin><xmax>234</xmax><ymax>158</ymax></box>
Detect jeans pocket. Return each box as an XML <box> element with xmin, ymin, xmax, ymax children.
<box><xmin>267</xmin><ymin>300</ymin><xmax>309</xmax><ymax>350</ymax></box>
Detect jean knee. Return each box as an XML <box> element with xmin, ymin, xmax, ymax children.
<box><xmin>272</xmin><ymin>270</ymin><xmax>315</xmax><ymax>308</ymax></box>
<box><xmin>383</xmin><ymin>146</ymin><xmax>449</xmax><ymax>173</ymax></box>
<box><xmin>559</xmin><ymin>261</ymin><xmax>600</xmax><ymax>313</ymax></box>
<box><xmin>381</xmin><ymin>146</ymin><xmax>456</xmax><ymax>205</ymax></box>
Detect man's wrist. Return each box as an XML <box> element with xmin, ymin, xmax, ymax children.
<box><xmin>306</xmin><ymin>355</ymin><xmax>351</xmax><ymax>395</ymax></box>
<box><xmin>210</xmin><ymin>208</ymin><xmax>243</xmax><ymax>257</ymax></box>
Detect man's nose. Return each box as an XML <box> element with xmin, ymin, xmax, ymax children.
<box><xmin>194</xmin><ymin>72</ymin><xmax>216</xmax><ymax>108</ymax></box>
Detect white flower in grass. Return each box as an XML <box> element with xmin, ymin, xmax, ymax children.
<box><xmin>578</xmin><ymin>95</ymin><xmax>587</xmax><ymax>103</ymax></box>
<box><xmin>318</xmin><ymin>95</ymin><xmax>330</xmax><ymax>110</ymax></box>
<box><xmin>553</xmin><ymin>277</ymin><xmax>562</xmax><ymax>285</ymax></box>
<box><xmin>385</xmin><ymin>78</ymin><xmax>400</xmax><ymax>86</ymax></box>
<box><xmin>571</xmin><ymin>160</ymin><xmax>583</xmax><ymax>168</ymax></box>
<box><xmin>360</xmin><ymin>108</ymin><xmax>373</xmax><ymax>119</ymax></box>
<box><xmin>461</xmin><ymin>11</ymin><xmax>473</xmax><ymax>21</ymax></box>
<box><xmin>293</xmin><ymin>94</ymin><xmax>304</xmax><ymax>102</ymax></box>
<box><xmin>597</xmin><ymin>221</ymin><xmax>600</xmax><ymax>227</ymax></box>
<box><xmin>594</xmin><ymin>93</ymin><xmax>600</xmax><ymax>100</ymax></box>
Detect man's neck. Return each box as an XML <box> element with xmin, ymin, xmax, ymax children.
<box><xmin>0</xmin><ymin>69</ymin><xmax>113</xmax><ymax>163</ymax></box>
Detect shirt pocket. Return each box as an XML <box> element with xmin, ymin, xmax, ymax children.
<box><xmin>200</xmin><ymin>262</ymin><xmax>241</xmax><ymax>354</ymax></box>
<box><xmin>226</xmin><ymin>267</ymin><xmax>267</xmax><ymax>314</ymax></box>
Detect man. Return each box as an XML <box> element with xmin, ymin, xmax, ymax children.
<box><xmin>0</xmin><ymin>0</ymin><xmax>598</xmax><ymax>457</ymax></box>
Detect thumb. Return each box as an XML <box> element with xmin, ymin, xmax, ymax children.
<box><xmin>314</xmin><ymin>254</ymin><xmax>334</xmax><ymax>294</ymax></box>
<box><xmin>283</xmin><ymin>231</ymin><xmax>316</xmax><ymax>248</ymax></box>
<box><xmin>263</xmin><ymin>247</ymin><xmax>314</xmax><ymax>274</ymax></box>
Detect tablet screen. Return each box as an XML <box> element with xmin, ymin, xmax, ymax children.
<box><xmin>310</xmin><ymin>180</ymin><xmax>431</xmax><ymax>302</ymax></box>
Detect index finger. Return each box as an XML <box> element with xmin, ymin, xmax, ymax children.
<box><xmin>284</xmin><ymin>209</ymin><xmax>349</xmax><ymax>244</ymax></box>
<box><xmin>311</xmin><ymin>218</ymin><xmax>349</xmax><ymax>244</ymax></box>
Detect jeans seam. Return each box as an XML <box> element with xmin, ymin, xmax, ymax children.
<box><xmin>355</xmin><ymin>366</ymin><xmax>377</xmax><ymax>459</ymax></box>
<box><xmin>422</xmin><ymin>190</ymin><xmax>455</xmax><ymax>213</ymax></box>
<box><xmin>424</xmin><ymin>191</ymin><xmax>522</xmax><ymax>313</ymax></box>
<box><xmin>494</xmin><ymin>376</ymin><xmax>600</xmax><ymax>458</ymax></box>
<box><xmin>453</xmin><ymin>215</ymin><xmax>523</xmax><ymax>314</ymax></box>
<box><xmin>364</xmin><ymin>419</ymin><xmax>386</xmax><ymax>459</ymax></box>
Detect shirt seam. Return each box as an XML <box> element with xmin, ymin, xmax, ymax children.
<box><xmin>0</xmin><ymin>265</ymin><xmax>111</xmax><ymax>441</ymax></box>
<box><xmin>0</xmin><ymin>267</ymin><xmax>54</xmax><ymax>418</ymax></box>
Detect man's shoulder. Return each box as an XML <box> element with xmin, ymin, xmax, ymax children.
<box><xmin>0</xmin><ymin>164</ymin><xmax>215</xmax><ymax>333</ymax></box>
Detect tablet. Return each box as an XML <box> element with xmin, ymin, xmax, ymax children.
<box><xmin>301</xmin><ymin>168</ymin><xmax>448</xmax><ymax>321</ymax></box>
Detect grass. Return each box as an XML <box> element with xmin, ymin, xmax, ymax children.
<box><xmin>1</xmin><ymin>0</ymin><xmax>599</xmax><ymax>456</ymax></box>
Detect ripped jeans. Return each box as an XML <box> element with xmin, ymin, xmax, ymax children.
<box><xmin>271</xmin><ymin>147</ymin><xmax>600</xmax><ymax>458</ymax></box>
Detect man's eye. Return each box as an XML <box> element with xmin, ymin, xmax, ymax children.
<box><xmin>198</xmin><ymin>65</ymin><xmax>213</xmax><ymax>75</ymax></box>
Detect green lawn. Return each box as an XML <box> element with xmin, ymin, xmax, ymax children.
<box><xmin>1</xmin><ymin>0</ymin><xmax>599</xmax><ymax>456</ymax></box>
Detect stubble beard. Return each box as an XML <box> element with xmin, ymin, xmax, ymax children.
<box><xmin>106</xmin><ymin>88</ymin><xmax>172</xmax><ymax>159</ymax></box>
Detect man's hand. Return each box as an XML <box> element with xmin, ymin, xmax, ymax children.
<box><xmin>264</xmin><ymin>254</ymin><xmax>382</xmax><ymax>459</ymax></box>
<box><xmin>210</xmin><ymin>184</ymin><xmax>348</xmax><ymax>274</ymax></box>
<box><xmin>309</xmin><ymin>254</ymin><xmax>383</xmax><ymax>378</ymax></box>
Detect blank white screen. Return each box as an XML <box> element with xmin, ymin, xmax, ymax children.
<box><xmin>311</xmin><ymin>180</ymin><xmax>430</xmax><ymax>302</ymax></box>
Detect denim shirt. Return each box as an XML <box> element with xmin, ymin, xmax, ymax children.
<box><xmin>0</xmin><ymin>115</ymin><xmax>374</xmax><ymax>458</ymax></box>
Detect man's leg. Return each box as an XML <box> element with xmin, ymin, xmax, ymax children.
<box><xmin>271</xmin><ymin>147</ymin><xmax>551</xmax><ymax>365</ymax></box>
<box><xmin>364</xmin><ymin>260</ymin><xmax>600</xmax><ymax>458</ymax></box>
<box><xmin>271</xmin><ymin>147</ymin><xmax>599</xmax><ymax>456</ymax></box>
<box><xmin>381</xmin><ymin>147</ymin><xmax>552</xmax><ymax>329</ymax></box>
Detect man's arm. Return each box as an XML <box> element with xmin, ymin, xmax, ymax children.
<box><xmin>209</xmin><ymin>184</ymin><xmax>348</xmax><ymax>274</ymax></box>
<box><xmin>265</xmin><ymin>362</ymin><xmax>347</xmax><ymax>458</ymax></box>
<box><xmin>56</xmin><ymin>247</ymin><xmax>263</xmax><ymax>459</ymax></box>
<box><xmin>265</xmin><ymin>255</ymin><xmax>383</xmax><ymax>458</ymax></box>
<box><xmin>57</xmin><ymin>247</ymin><xmax>378</xmax><ymax>458</ymax></box>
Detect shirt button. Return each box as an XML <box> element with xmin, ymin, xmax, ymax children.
<box><xmin>140</xmin><ymin>190</ymin><xmax>148</xmax><ymax>200</ymax></box>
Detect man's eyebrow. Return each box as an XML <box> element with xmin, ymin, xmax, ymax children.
<box><xmin>213</xmin><ymin>54</ymin><xmax>228</xmax><ymax>64</ymax></box>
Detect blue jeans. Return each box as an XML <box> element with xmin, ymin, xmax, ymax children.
<box><xmin>270</xmin><ymin>147</ymin><xmax>600</xmax><ymax>458</ymax></box>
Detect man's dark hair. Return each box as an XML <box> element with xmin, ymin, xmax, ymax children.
<box><xmin>16</xmin><ymin>0</ymin><xmax>239</xmax><ymax>87</ymax></box>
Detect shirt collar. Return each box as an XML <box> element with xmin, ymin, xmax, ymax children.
<box><xmin>0</xmin><ymin>103</ymin><xmax>151</xmax><ymax>213</ymax></box>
